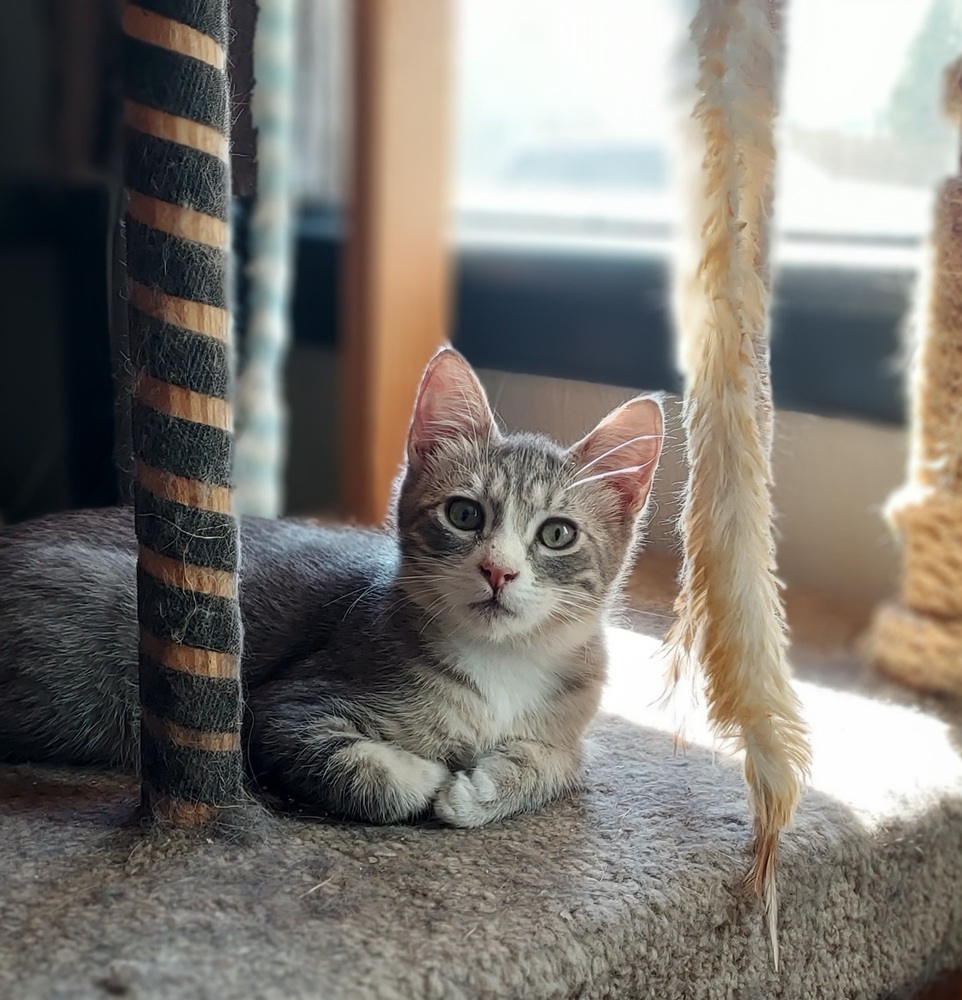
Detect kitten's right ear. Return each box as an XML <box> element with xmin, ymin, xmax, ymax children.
<box><xmin>407</xmin><ymin>346</ymin><xmax>497</xmax><ymax>467</ymax></box>
<box><xmin>568</xmin><ymin>396</ymin><xmax>664</xmax><ymax>516</ymax></box>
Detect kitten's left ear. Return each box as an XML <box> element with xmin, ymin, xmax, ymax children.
<box><xmin>407</xmin><ymin>346</ymin><xmax>498</xmax><ymax>467</ymax></box>
<box><xmin>568</xmin><ymin>397</ymin><xmax>664</xmax><ymax>516</ymax></box>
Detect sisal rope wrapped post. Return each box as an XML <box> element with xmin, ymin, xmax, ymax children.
<box><xmin>122</xmin><ymin>0</ymin><xmax>244</xmax><ymax>826</ymax></box>
<box><xmin>667</xmin><ymin>0</ymin><xmax>810</xmax><ymax>967</ymax></box>
<box><xmin>869</xmin><ymin>58</ymin><xmax>962</xmax><ymax>696</ymax></box>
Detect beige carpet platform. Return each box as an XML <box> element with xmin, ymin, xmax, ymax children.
<box><xmin>2</xmin><ymin>558</ymin><xmax>961</xmax><ymax>999</ymax></box>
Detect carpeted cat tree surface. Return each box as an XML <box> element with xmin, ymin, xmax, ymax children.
<box><xmin>2</xmin><ymin>579</ymin><xmax>962</xmax><ymax>999</ymax></box>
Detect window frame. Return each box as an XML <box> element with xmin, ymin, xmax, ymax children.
<box><xmin>290</xmin><ymin>204</ymin><xmax>912</xmax><ymax>426</ymax></box>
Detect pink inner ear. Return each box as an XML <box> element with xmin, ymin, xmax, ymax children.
<box><xmin>408</xmin><ymin>348</ymin><xmax>496</xmax><ymax>464</ymax></box>
<box><xmin>569</xmin><ymin>398</ymin><xmax>664</xmax><ymax>514</ymax></box>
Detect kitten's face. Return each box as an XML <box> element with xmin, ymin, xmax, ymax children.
<box><xmin>395</xmin><ymin>349</ymin><xmax>663</xmax><ymax>645</ymax></box>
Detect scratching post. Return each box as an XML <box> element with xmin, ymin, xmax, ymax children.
<box><xmin>122</xmin><ymin>0</ymin><xmax>243</xmax><ymax>825</ymax></box>
<box><xmin>668</xmin><ymin>0</ymin><xmax>809</xmax><ymax>966</ymax></box>
<box><xmin>869</xmin><ymin>59</ymin><xmax>962</xmax><ymax>696</ymax></box>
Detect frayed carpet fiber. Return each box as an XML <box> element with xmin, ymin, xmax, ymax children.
<box><xmin>2</xmin><ymin>620</ymin><xmax>962</xmax><ymax>999</ymax></box>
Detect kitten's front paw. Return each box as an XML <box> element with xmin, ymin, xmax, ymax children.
<box><xmin>434</xmin><ymin>769</ymin><xmax>500</xmax><ymax>828</ymax></box>
<box><xmin>328</xmin><ymin>742</ymin><xmax>448</xmax><ymax>824</ymax></box>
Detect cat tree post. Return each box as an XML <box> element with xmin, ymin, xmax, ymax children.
<box><xmin>122</xmin><ymin>0</ymin><xmax>244</xmax><ymax>825</ymax></box>
<box><xmin>870</xmin><ymin>59</ymin><xmax>962</xmax><ymax>695</ymax></box>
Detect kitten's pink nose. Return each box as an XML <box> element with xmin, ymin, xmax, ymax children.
<box><xmin>479</xmin><ymin>561</ymin><xmax>518</xmax><ymax>592</ymax></box>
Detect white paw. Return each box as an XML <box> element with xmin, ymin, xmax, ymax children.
<box><xmin>404</xmin><ymin>754</ymin><xmax>450</xmax><ymax>797</ymax></box>
<box><xmin>434</xmin><ymin>769</ymin><xmax>500</xmax><ymax>828</ymax></box>
<box><xmin>377</xmin><ymin>750</ymin><xmax>449</xmax><ymax>818</ymax></box>
<box><xmin>338</xmin><ymin>741</ymin><xmax>448</xmax><ymax>822</ymax></box>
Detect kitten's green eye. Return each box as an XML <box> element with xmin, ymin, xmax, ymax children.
<box><xmin>446</xmin><ymin>498</ymin><xmax>484</xmax><ymax>531</ymax></box>
<box><xmin>539</xmin><ymin>519</ymin><xmax>577</xmax><ymax>550</ymax></box>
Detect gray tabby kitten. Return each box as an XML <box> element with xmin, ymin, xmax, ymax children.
<box><xmin>0</xmin><ymin>348</ymin><xmax>662</xmax><ymax>827</ymax></box>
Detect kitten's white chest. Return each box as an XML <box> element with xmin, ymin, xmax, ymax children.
<box><xmin>448</xmin><ymin>643</ymin><xmax>559</xmax><ymax>734</ymax></box>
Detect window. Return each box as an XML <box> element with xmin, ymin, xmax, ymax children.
<box><xmin>455</xmin><ymin>0</ymin><xmax>958</xmax><ymax>246</ymax></box>
<box><xmin>289</xmin><ymin>0</ymin><xmax>962</xmax><ymax>425</ymax></box>
<box><xmin>455</xmin><ymin>0</ymin><xmax>678</xmax><ymax>239</ymax></box>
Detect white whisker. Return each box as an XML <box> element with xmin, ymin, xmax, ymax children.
<box><xmin>569</xmin><ymin>433</ymin><xmax>660</xmax><ymax>482</ymax></box>
<box><xmin>564</xmin><ymin>460</ymin><xmax>656</xmax><ymax>493</ymax></box>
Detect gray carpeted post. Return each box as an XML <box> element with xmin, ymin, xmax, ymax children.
<box><xmin>121</xmin><ymin>0</ymin><xmax>243</xmax><ymax>826</ymax></box>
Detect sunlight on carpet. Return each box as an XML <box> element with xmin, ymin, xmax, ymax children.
<box><xmin>601</xmin><ymin>626</ymin><xmax>962</xmax><ymax>828</ymax></box>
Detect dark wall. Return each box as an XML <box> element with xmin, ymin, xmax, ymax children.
<box><xmin>0</xmin><ymin>0</ymin><xmax>258</xmax><ymax>525</ymax></box>
<box><xmin>0</xmin><ymin>1</ymin><xmax>121</xmax><ymax>524</ymax></box>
